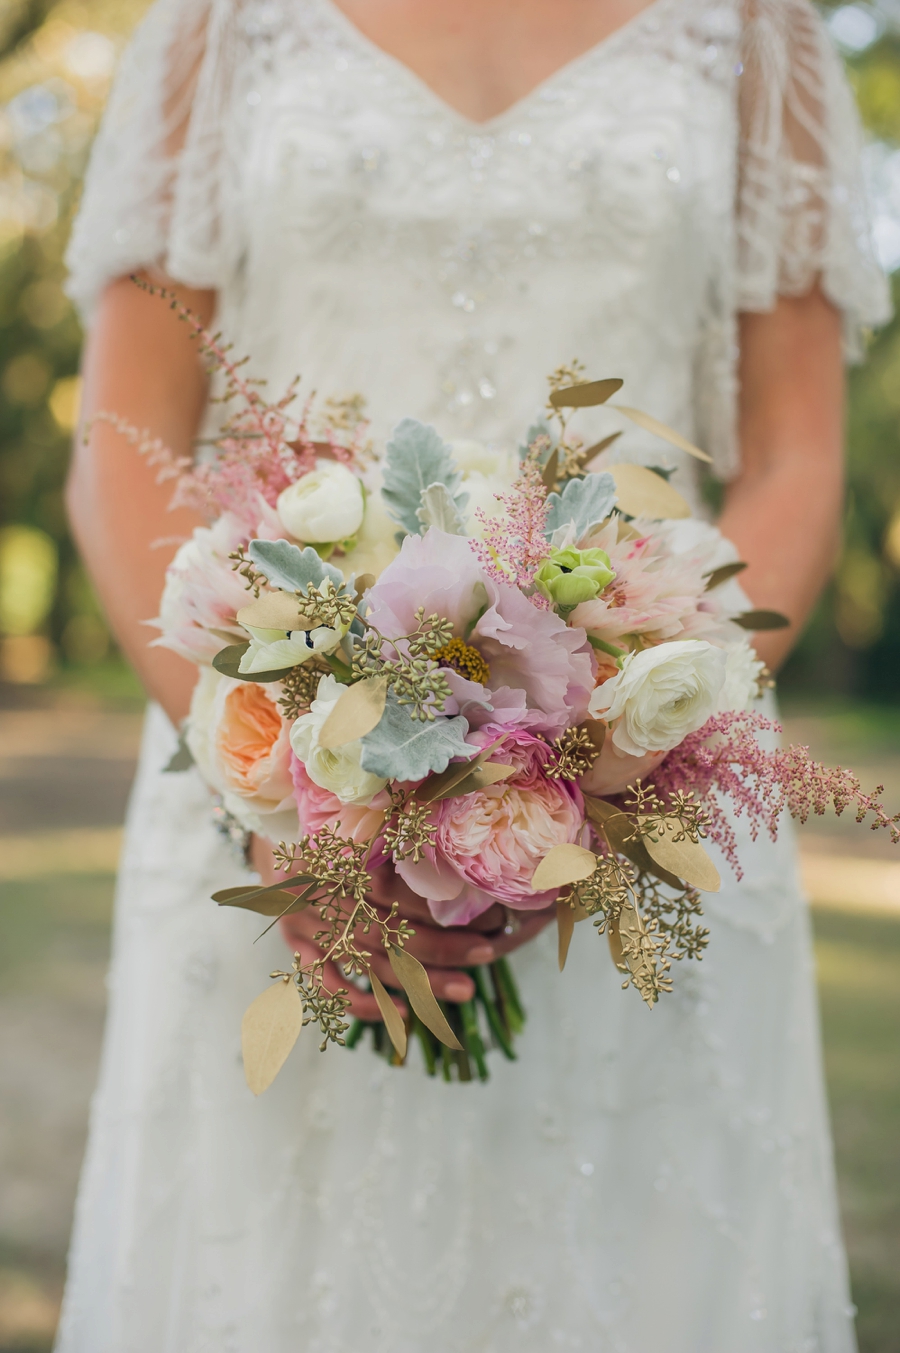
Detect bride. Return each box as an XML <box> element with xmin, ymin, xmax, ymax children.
<box><xmin>59</xmin><ymin>0</ymin><xmax>889</xmax><ymax>1348</ymax></box>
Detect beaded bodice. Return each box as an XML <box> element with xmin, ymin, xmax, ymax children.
<box><xmin>68</xmin><ymin>0</ymin><xmax>889</xmax><ymax>490</ymax></box>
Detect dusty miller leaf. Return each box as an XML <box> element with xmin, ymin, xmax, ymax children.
<box><xmin>544</xmin><ymin>472</ymin><xmax>617</xmax><ymax>540</ymax></box>
<box><xmin>381</xmin><ymin>418</ymin><xmax>468</xmax><ymax>536</ymax></box>
<box><xmin>359</xmin><ymin>690</ymin><xmax>472</xmax><ymax>780</ymax></box>
<box><xmin>416</xmin><ymin>482</ymin><xmax>467</xmax><ymax>535</ymax></box>
<box><xmin>248</xmin><ymin>539</ymin><xmax>343</xmax><ymax>593</ymax></box>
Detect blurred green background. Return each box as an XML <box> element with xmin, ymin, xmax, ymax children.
<box><xmin>0</xmin><ymin>3</ymin><xmax>899</xmax><ymax>1352</ymax></box>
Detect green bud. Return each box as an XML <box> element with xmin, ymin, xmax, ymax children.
<box><xmin>534</xmin><ymin>547</ymin><xmax>615</xmax><ymax>608</ymax></box>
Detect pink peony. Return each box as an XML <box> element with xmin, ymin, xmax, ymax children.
<box><xmin>365</xmin><ymin>529</ymin><xmax>595</xmax><ymax>737</ymax></box>
<box><xmin>395</xmin><ymin>725</ymin><xmax>585</xmax><ymax>925</ymax></box>
<box><xmin>291</xmin><ymin>756</ymin><xmax>390</xmax><ymax>864</ymax></box>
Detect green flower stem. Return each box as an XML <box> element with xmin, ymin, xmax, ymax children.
<box><xmin>325</xmin><ymin>653</ymin><xmax>354</xmax><ymax>683</ymax></box>
<box><xmin>472</xmin><ymin>966</ymin><xmax>517</xmax><ymax>1060</ymax></box>
<box><xmin>492</xmin><ymin>956</ymin><xmax>526</xmax><ymax>1034</ymax></box>
<box><xmin>441</xmin><ymin>1043</ymin><xmax>453</xmax><ymax>1082</ymax></box>
<box><xmin>459</xmin><ymin>1000</ymin><xmax>490</xmax><ymax>1081</ymax></box>
<box><xmin>345</xmin><ymin>1017</ymin><xmax>365</xmax><ymax>1050</ymax></box>
<box><xmin>412</xmin><ymin>1013</ymin><xmax>438</xmax><ymax>1076</ymax></box>
<box><xmin>586</xmin><ymin>634</ymin><xmax>627</xmax><ymax>661</ymax></box>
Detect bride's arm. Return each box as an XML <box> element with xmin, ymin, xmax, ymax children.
<box><xmin>718</xmin><ymin>286</ymin><xmax>845</xmax><ymax>672</ymax></box>
<box><xmin>67</xmin><ymin>274</ymin><xmax>215</xmax><ymax>726</ymax></box>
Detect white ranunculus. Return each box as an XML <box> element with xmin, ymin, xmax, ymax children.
<box><xmin>237</xmin><ymin>623</ymin><xmax>344</xmax><ymax>675</ymax></box>
<box><xmin>290</xmin><ymin>674</ymin><xmax>388</xmax><ymax>805</ymax></box>
<box><xmin>276</xmin><ymin>459</ymin><xmax>365</xmax><ymax>543</ymax></box>
<box><xmin>718</xmin><ymin>640</ymin><xmax>765</xmax><ymax>713</ymax></box>
<box><xmin>589</xmin><ymin>639</ymin><xmax>727</xmax><ymax>756</ymax></box>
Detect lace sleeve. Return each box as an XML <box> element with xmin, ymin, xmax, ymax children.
<box><xmin>737</xmin><ymin>0</ymin><xmax>891</xmax><ymax>356</ymax></box>
<box><xmin>65</xmin><ymin>0</ymin><xmax>241</xmax><ymax>320</ymax></box>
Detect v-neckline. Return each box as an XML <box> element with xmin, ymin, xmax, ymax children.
<box><xmin>314</xmin><ymin>0</ymin><xmax>678</xmax><ymax>132</ymax></box>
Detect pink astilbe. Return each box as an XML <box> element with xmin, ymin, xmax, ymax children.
<box><xmin>89</xmin><ymin>278</ymin><xmax>367</xmax><ymax>531</ymax></box>
<box><xmin>471</xmin><ymin>463</ymin><xmax>550</xmax><ymax>601</ymax></box>
<box><xmin>653</xmin><ymin>709</ymin><xmax>900</xmax><ymax>875</ymax></box>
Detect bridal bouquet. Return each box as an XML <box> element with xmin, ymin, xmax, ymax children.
<box><xmin>110</xmin><ymin>283</ymin><xmax>899</xmax><ymax>1091</ymax></box>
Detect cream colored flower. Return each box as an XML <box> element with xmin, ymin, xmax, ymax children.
<box><xmin>289</xmin><ymin>674</ymin><xmax>388</xmax><ymax>805</ymax></box>
<box><xmin>186</xmin><ymin>666</ymin><xmax>298</xmax><ymax>838</ymax></box>
<box><xmin>237</xmin><ymin>623</ymin><xmax>343</xmax><ymax>675</ymax></box>
<box><xmin>276</xmin><ymin>459</ymin><xmax>365</xmax><ymax>543</ymax></box>
<box><xmin>589</xmin><ymin>640</ymin><xmax>726</xmax><ymax>756</ymax></box>
<box><xmin>718</xmin><ymin>640</ymin><xmax>765</xmax><ymax>713</ymax></box>
<box><xmin>336</xmin><ymin>480</ymin><xmax>401</xmax><ymax>582</ymax></box>
<box><xmin>449</xmin><ymin>439</ymin><xmax>518</xmax><ymax>538</ymax></box>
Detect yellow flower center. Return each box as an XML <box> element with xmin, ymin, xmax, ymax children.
<box><xmin>434</xmin><ymin>637</ymin><xmax>491</xmax><ymax>686</ymax></box>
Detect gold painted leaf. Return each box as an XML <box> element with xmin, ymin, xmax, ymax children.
<box><xmin>448</xmin><ymin>762</ymin><xmax>516</xmax><ymax>798</ymax></box>
<box><xmin>353</xmin><ymin>572</ymin><xmax>375</xmax><ymax>600</ymax></box>
<box><xmin>241</xmin><ymin>978</ymin><xmax>304</xmax><ymax>1095</ymax></box>
<box><xmin>642</xmin><ymin>822</ymin><xmax>721</xmax><ymax>892</ymax></box>
<box><xmin>236</xmin><ymin>591</ymin><xmax>306</xmax><ymax>630</ymax></box>
<box><xmin>388</xmin><ymin>945</ymin><xmax>463</xmax><ymax>1050</ymax></box>
<box><xmin>549</xmin><ymin>378</ymin><xmax>624</xmax><ymax>408</ymax></box>
<box><xmin>540</xmin><ymin>448</ymin><xmax>560</xmax><ymax>490</ymax></box>
<box><xmin>370</xmin><ymin>970</ymin><xmax>408</xmax><ymax>1059</ymax></box>
<box><xmin>557</xmin><ymin>901</ymin><xmax>576</xmax><ymax>971</ymax></box>
<box><xmin>608</xmin><ymin>463</ymin><xmax>691</xmax><ymax>520</ymax></box>
<box><xmin>583</xmin><ymin>431</ymin><xmax>623</xmax><ymax>462</ymax></box>
<box><xmin>214</xmin><ymin>886</ymin><xmax>313</xmax><ymax>917</ymax></box>
<box><xmin>531</xmin><ymin>842</ymin><xmax>598</xmax><ymax>891</ymax></box>
<box><xmin>579</xmin><ymin>718</ymin><xmax>607</xmax><ymax>755</ymax></box>
<box><xmin>582</xmin><ymin>797</ymin><xmax>683</xmax><ymax>889</ymax></box>
<box><xmin>417</xmin><ymin>744</ymin><xmax>497</xmax><ymax>802</ymax></box>
<box><xmin>703</xmin><ymin>561</ymin><xmax>748</xmax><ymax>591</ymax></box>
<box><xmin>318</xmin><ymin>676</ymin><xmax>388</xmax><ymax>749</ymax></box>
<box><xmin>732</xmin><ymin>609</ymin><xmax>791</xmax><ymax>631</ymax></box>
<box><xmin>612</xmin><ymin>405</ymin><xmax>712</xmax><ymax>463</ymax></box>
<box><xmin>607</xmin><ymin>910</ymin><xmax>626</xmax><ymax>971</ymax></box>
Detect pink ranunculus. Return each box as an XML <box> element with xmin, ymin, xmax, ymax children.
<box><xmin>152</xmin><ymin>511</ymin><xmax>250</xmax><ymax>664</ymax></box>
<box><xmin>365</xmin><ymin>529</ymin><xmax>595</xmax><ymax>737</ymax></box>
<box><xmin>291</xmin><ymin>755</ymin><xmax>390</xmax><ymax>864</ymax></box>
<box><xmin>395</xmin><ymin>725</ymin><xmax>585</xmax><ymax>925</ymax></box>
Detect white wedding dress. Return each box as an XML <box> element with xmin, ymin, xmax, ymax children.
<box><xmin>58</xmin><ymin>1</ymin><xmax>890</xmax><ymax>1349</ymax></box>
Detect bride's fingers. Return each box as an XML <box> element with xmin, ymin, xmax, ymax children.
<box><xmin>366</xmin><ymin>864</ymin><xmax>507</xmax><ymax>934</ymax></box>
<box><xmin>280</xmin><ymin>932</ymin><xmax>392</xmax><ymax>1022</ymax></box>
<box><xmin>368</xmin><ymin>907</ymin><xmax>501</xmax><ymax>968</ymax></box>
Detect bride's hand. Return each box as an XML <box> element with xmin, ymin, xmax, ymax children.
<box><xmin>250</xmin><ymin>836</ymin><xmax>554</xmax><ymax>1021</ymax></box>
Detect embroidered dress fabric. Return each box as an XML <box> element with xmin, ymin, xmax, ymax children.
<box><xmin>59</xmin><ymin>2</ymin><xmax>888</xmax><ymax>1349</ymax></box>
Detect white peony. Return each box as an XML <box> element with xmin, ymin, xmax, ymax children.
<box><xmin>718</xmin><ymin>640</ymin><xmax>765</xmax><ymax>713</ymax></box>
<box><xmin>238</xmin><ymin>623</ymin><xmax>344</xmax><ymax>675</ymax></box>
<box><xmin>290</xmin><ymin>674</ymin><xmax>388</xmax><ymax>805</ymax></box>
<box><xmin>589</xmin><ymin>639</ymin><xmax>727</xmax><ymax>756</ymax></box>
<box><xmin>276</xmin><ymin>459</ymin><xmax>365</xmax><ymax>543</ymax></box>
